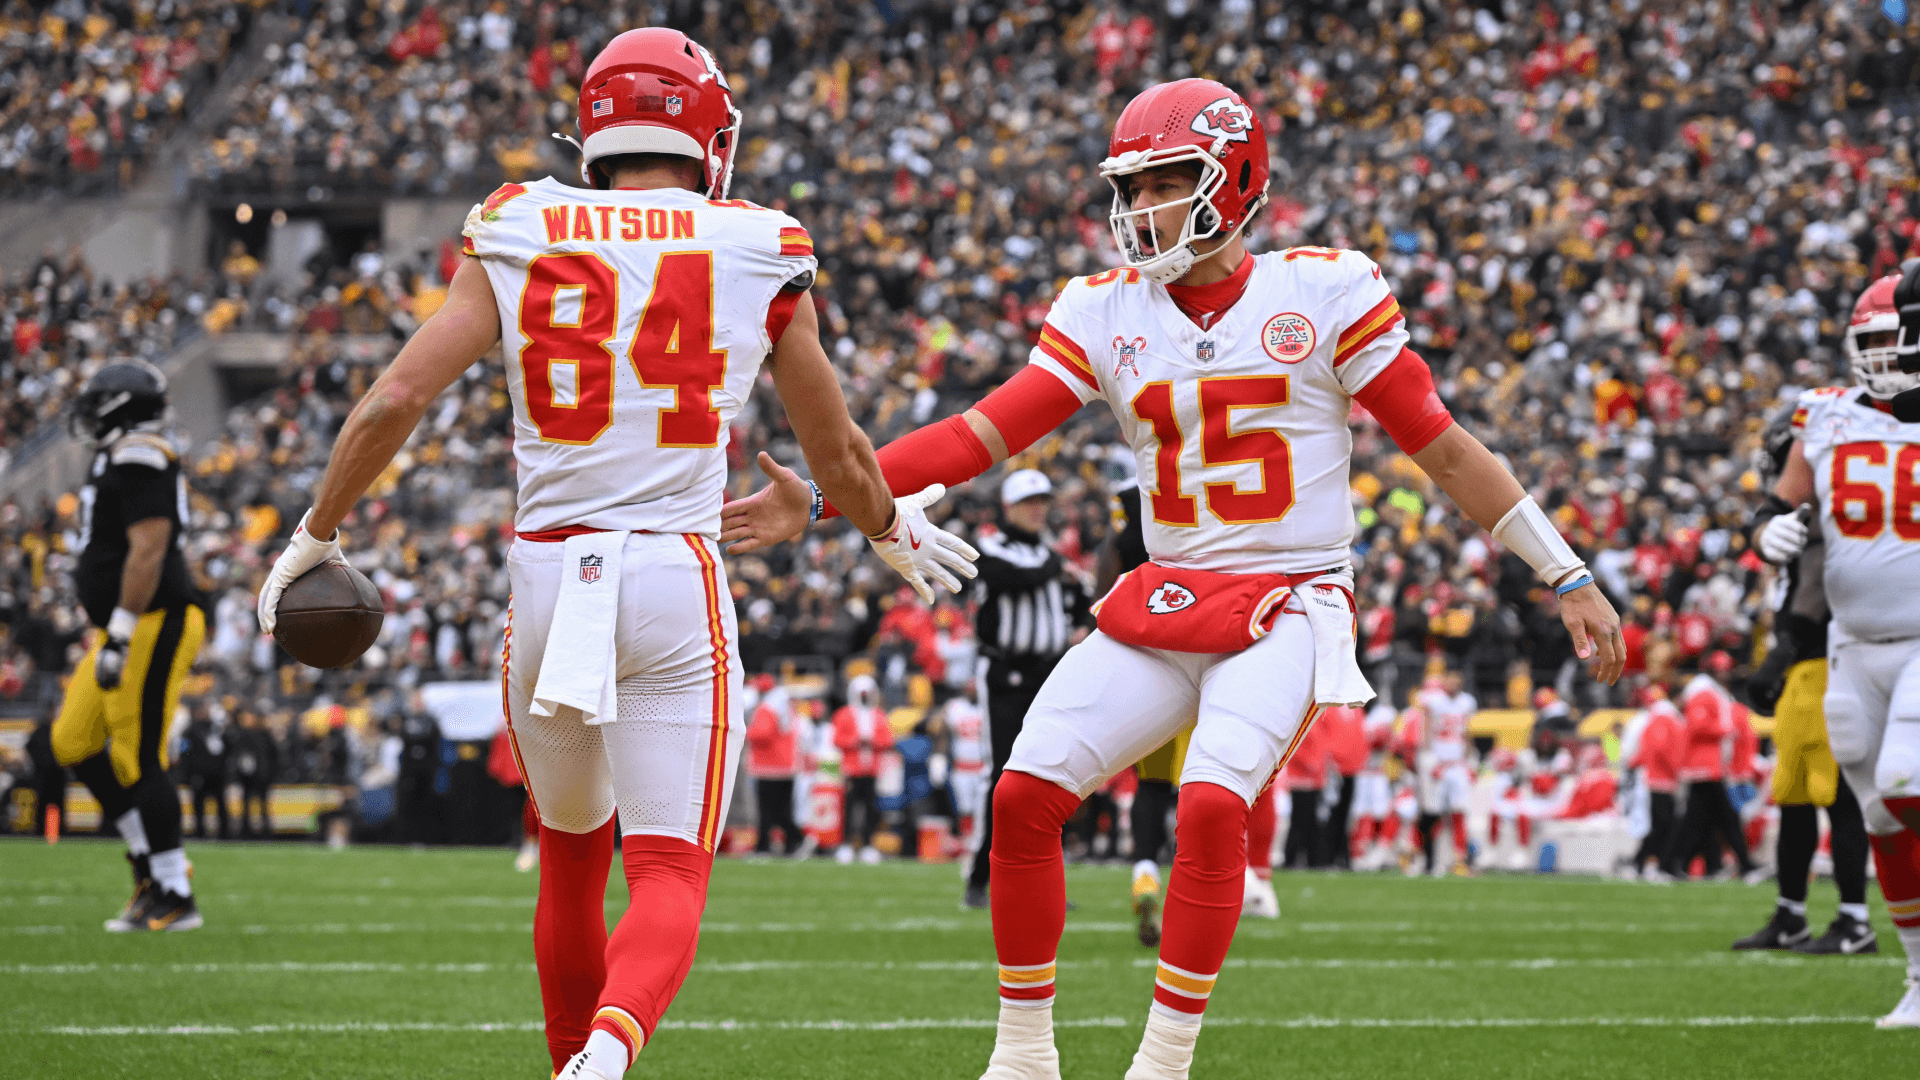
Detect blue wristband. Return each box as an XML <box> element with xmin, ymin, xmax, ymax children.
<box><xmin>1555</xmin><ymin>573</ymin><xmax>1594</xmax><ymax>596</ymax></box>
<box><xmin>807</xmin><ymin>480</ymin><xmax>824</xmax><ymax>525</ymax></box>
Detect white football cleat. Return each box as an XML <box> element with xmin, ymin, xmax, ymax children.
<box><xmin>558</xmin><ymin>1050</ymin><xmax>620</xmax><ymax>1080</ymax></box>
<box><xmin>978</xmin><ymin>1003</ymin><xmax>1061</xmax><ymax>1080</ymax></box>
<box><xmin>1240</xmin><ymin>867</ymin><xmax>1278</xmax><ymax>919</ymax></box>
<box><xmin>1123</xmin><ymin>1010</ymin><xmax>1200</xmax><ymax>1080</ymax></box>
<box><xmin>515</xmin><ymin>839</ymin><xmax>538</xmax><ymax>873</ymax></box>
<box><xmin>859</xmin><ymin>845</ymin><xmax>883</xmax><ymax>865</ymax></box>
<box><xmin>834</xmin><ymin>844</ymin><xmax>855</xmax><ymax>865</ymax></box>
<box><xmin>1502</xmin><ymin>846</ymin><xmax>1529</xmax><ymax>873</ymax></box>
<box><xmin>1876</xmin><ymin>977</ymin><xmax>1920</xmax><ymax>1029</ymax></box>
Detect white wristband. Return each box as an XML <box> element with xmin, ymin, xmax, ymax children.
<box><xmin>1491</xmin><ymin>496</ymin><xmax>1586</xmax><ymax>587</ymax></box>
<box><xmin>106</xmin><ymin>607</ymin><xmax>139</xmax><ymax>642</ymax></box>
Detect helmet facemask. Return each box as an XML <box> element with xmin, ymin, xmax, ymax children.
<box><xmin>1848</xmin><ymin>313</ymin><xmax>1918</xmax><ymax>398</ymax></box>
<box><xmin>1101</xmin><ymin>146</ymin><xmax>1235</xmax><ymax>286</ymax></box>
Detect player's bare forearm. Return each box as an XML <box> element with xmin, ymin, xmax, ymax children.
<box><xmin>309</xmin><ymin>257</ymin><xmax>501</xmax><ymax>538</ymax></box>
<box><xmin>1773</xmin><ymin>441</ymin><xmax>1814</xmax><ymax>507</ymax></box>
<box><xmin>117</xmin><ymin>517</ymin><xmax>169</xmax><ymax>615</ymax></box>
<box><xmin>1407</xmin><ymin>423</ymin><xmax>1527</xmax><ymax>531</ymax></box>
<box><xmin>962</xmin><ymin>408</ymin><xmax>1010</xmax><ymax>463</ymax></box>
<box><xmin>768</xmin><ymin>295</ymin><xmax>893</xmax><ymax>536</ymax></box>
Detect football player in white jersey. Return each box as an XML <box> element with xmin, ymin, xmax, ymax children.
<box><xmin>1755</xmin><ymin>271</ymin><xmax>1920</xmax><ymax>1028</ymax></box>
<box><xmin>723</xmin><ymin>78</ymin><xmax>1623</xmax><ymax>1078</ymax></box>
<box><xmin>254</xmin><ymin>29</ymin><xmax>977</xmax><ymax>1079</ymax></box>
<box><xmin>1414</xmin><ymin>670</ymin><xmax>1478</xmax><ymax>875</ymax></box>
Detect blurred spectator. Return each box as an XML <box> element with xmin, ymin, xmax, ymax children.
<box><xmin>1668</xmin><ymin>673</ymin><xmax>1759</xmax><ymax>878</ymax></box>
<box><xmin>831</xmin><ymin>673</ymin><xmax>890</xmax><ymax>864</ymax></box>
<box><xmin>746</xmin><ymin>673</ymin><xmax>806</xmax><ymax>855</ymax></box>
<box><xmin>229</xmin><ymin>705</ymin><xmax>277</xmax><ymax>837</ymax></box>
<box><xmin>178</xmin><ymin>701</ymin><xmax>230</xmax><ymax>839</ymax></box>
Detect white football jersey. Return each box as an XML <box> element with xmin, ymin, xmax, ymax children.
<box><xmin>1416</xmin><ymin>688</ymin><xmax>1476</xmax><ymax>762</ymax></box>
<box><xmin>1028</xmin><ymin>248</ymin><xmax>1408</xmax><ymax>573</ymax></box>
<box><xmin>1792</xmin><ymin>385</ymin><xmax>1920</xmax><ymax>643</ymax></box>
<box><xmin>462</xmin><ymin>178</ymin><xmax>816</xmax><ymax>536</ymax></box>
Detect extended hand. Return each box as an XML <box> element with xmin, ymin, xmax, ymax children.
<box><xmin>257</xmin><ymin>510</ymin><xmax>346</xmax><ymax>634</ymax></box>
<box><xmin>720</xmin><ymin>452</ymin><xmax>813</xmax><ymax>554</ymax></box>
<box><xmin>1559</xmin><ymin>582</ymin><xmax>1625</xmax><ymax>685</ymax></box>
<box><xmin>1756</xmin><ymin>508</ymin><xmax>1810</xmax><ymax>565</ymax></box>
<box><xmin>867</xmin><ymin>484</ymin><xmax>980</xmax><ymax>604</ymax></box>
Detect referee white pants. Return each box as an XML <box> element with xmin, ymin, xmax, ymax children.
<box><xmin>504</xmin><ymin>532</ymin><xmax>744</xmax><ymax>850</ymax></box>
<box><xmin>1004</xmin><ymin>613</ymin><xmax>1320</xmax><ymax>806</ymax></box>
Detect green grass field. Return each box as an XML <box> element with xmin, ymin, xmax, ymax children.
<box><xmin>1</xmin><ymin>839</ymin><xmax>1914</xmax><ymax>1078</ymax></box>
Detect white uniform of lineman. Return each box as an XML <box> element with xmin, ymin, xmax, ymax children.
<box><xmin>1006</xmin><ymin>249</ymin><xmax>1405</xmax><ymax>803</ymax></box>
<box><xmin>461</xmin><ymin>177</ymin><xmax>816</xmax><ymax>847</ymax></box>
<box><xmin>1795</xmin><ymin>386</ymin><xmax>1920</xmax><ymax>833</ymax></box>
<box><xmin>1351</xmin><ymin>701</ymin><xmax>1399</xmax><ymax>822</ymax></box>
<box><xmin>1415</xmin><ymin>688</ymin><xmax>1476</xmax><ymax>815</ymax></box>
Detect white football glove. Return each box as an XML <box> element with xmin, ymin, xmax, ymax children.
<box><xmin>257</xmin><ymin>509</ymin><xmax>347</xmax><ymax>634</ymax></box>
<box><xmin>865</xmin><ymin>484</ymin><xmax>980</xmax><ymax>604</ymax></box>
<box><xmin>1757</xmin><ymin>507</ymin><xmax>1811</xmax><ymax>565</ymax></box>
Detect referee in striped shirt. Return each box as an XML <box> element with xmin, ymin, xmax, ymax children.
<box><xmin>963</xmin><ymin>469</ymin><xmax>1093</xmax><ymax>908</ymax></box>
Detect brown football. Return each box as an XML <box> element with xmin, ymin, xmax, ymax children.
<box><xmin>272</xmin><ymin>562</ymin><xmax>385</xmax><ymax>669</ymax></box>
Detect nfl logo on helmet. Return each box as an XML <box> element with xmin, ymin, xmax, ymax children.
<box><xmin>666</xmin><ymin>95</ymin><xmax>683</xmax><ymax>116</ymax></box>
<box><xmin>578</xmin><ymin>554</ymin><xmax>603</xmax><ymax>584</ymax></box>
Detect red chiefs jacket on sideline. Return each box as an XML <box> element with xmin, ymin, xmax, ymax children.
<box><xmin>1319</xmin><ymin>705</ymin><xmax>1370</xmax><ymax>777</ymax></box>
<box><xmin>1729</xmin><ymin>702</ymin><xmax>1758</xmax><ymax>784</ymax></box>
<box><xmin>832</xmin><ymin>705</ymin><xmax>894</xmax><ymax>778</ymax></box>
<box><xmin>746</xmin><ymin>686</ymin><xmax>802</xmax><ymax>779</ymax></box>
<box><xmin>1280</xmin><ymin>718</ymin><xmax>1330</xmax><ymax>791</ymax></box>
<box><xmin>1629</xmin><ymin>700</ymin><xmax>1682</xmax><ymax>794</ymax></box>
<box><xmin>1678</xmin><ymin>675</ymin><xmax>1734</xmax><ymax>783</ymax></box>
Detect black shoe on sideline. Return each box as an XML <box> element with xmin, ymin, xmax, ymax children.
<box><xmin>962</xmin><ymin>882</ymin><xmax>989</xmax><ymax>910</ymax></box>
<box><xmin>1732</xmin><ymin>907</ymin><xmax>1809</xmax><ymax>950</ymax></box>
<box><xmin>1794</xmin><ymin>913</ymin><xmax>1878</xmax><ymax>955</ymax></box>
<box><xmin>140</xmin><ymin>888</ymin><xmax>203</xmax><ymax>932</ymax></box>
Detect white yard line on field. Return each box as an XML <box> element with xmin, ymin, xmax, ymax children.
<box><xmin>29</xmin><ymin>1014</ymin><xmax>1880</xmax><ymax>1037</ymax></box>
<box><xmin>6</xmin><ymin>953</ymin><xmax>1900</xmax><ymax>978</ymax></box>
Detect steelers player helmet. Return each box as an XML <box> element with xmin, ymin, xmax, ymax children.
<box><xmin>70</xmin><ymin>361</ymin><xmax>169</xmax><ymax>442</ymax></box>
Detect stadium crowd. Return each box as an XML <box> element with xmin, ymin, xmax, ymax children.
<box><xmin>0</xmin><ymin>0</ymin><xmax>253</xmax><ymax>195</ymax></box>
<box><xmin>2</xmin><ymin>0</ymin><xmax>1919</xmax><ymax>860</ymax></box>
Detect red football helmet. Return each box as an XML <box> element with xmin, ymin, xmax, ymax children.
<box><xmin>1100</xmin><ymin>79</ymin><xmax>1271</xmax><ymax>284</ymax></box>
<box><xmin>566</xmin><ymin>28</ymin><xmax>742</xmax><ymax>196</ymax></box>
<box><xmin>1488</xmin><ymin>746</ymin><xmax>1519</xmax><ymax>774</ymax></box>
<box><xmin>1848</xmin><ymin>272</ymin><xmax>1912</xmax><ymax>398</ymax></box>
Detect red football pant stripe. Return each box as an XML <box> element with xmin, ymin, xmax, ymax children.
<box><xmin>1154</xmin><ymin>782</ymin><xmax>1248</xmax><ymax>1017</ymax></box>
<box><xmin>1870</xmin><ymin>826</ymin><xmax>1920</xmax><ymax>929</ymax></box>
<box><xmin>533</xmin><ymin>819</ymin><xmax>616</xmax><ymax>1072</ymax></box>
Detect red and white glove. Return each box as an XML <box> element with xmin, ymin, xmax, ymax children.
<box><xmin>865</xmin><ymin>484</ymin><xmax>979</xmax><ymax>604</ymax></box>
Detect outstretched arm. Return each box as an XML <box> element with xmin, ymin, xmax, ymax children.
<box><xmin>721</xmin><ymin>365</ymin><xmax>1082</xmax><ymax>552</ymax></box>
<box><xmin>1410</xmin><ymin>423</ymin><xmax>1625</xmax><ymax>684</ymax></box>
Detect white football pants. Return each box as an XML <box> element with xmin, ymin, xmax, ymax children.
<box><xmin>1824</xmin><ymin>636</ymin><xmax>1920</xmax><ymax>836</ymax></box>
<box><xmin>1004</xmin><ymin>613</ymin><xmax>1320</xmax><ymax>806</ymax></box>
<box><xmin>504</xmin><ymin>532</ymin><xmax>744</xmax><ymax>849</ymax></box>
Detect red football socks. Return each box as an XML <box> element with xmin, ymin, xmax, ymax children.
<box><xmin>1246</xmin><ymin>786</ymin><xmax>1276</xmax><ymax>879</ymax></box>
<box><xmin>1871</xmin><ymin>823</ymin><xmax>1920</xmax><ymax>933</ymax></box>
<box><xmin>1153</xmin><ymin>782</ymin><xmax>1248</xmax><ymax>1021</ymax></box>
<box><xmin>1448</xmin><ymin>812</ymin><xmax>1468</xmax><ymax>861</ymax></box>
<box><xmin>989</xmin><ymin>771</ymin><xmax>1084</xmax><ymax>1007</ymax></box>
<box><xmin>533</xmin><ymin>820</ymin><xmax>616</xmax><ymax>1072</ymax></box>
<box><xmin>591</xmin><ymin>833</ymin><xmax>715</xmax><ymax>1060</ymax></box>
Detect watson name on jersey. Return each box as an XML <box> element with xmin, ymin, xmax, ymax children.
<box><xmin>1028</xmin><ymin>247</ymin><xmax>1409</xmax><ymax>574</ymax></box>
<box><xmin>1792</xmin><ymin>384</ymin><xmax>1920</xmax><ymax>644</ymax></box>
<box><xmin>463</xmin><ymin>177</ymin><xmax>816</xmax><ymax>536</ymax></box>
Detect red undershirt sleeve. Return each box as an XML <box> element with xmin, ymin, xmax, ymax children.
<box><xmin>821</xmin><ymin>366</ymin><xmax>1084</xmax><ymax>519</ymax></box>
<box><xmin>1351</xmin><ymin>347</ymin><xmax>1454</xmax><ymax>455</ymax></box>
<box><xmin>765</xmin><ymin>289</ymin><xmax>804</xmax><ymax>346</ymax></box>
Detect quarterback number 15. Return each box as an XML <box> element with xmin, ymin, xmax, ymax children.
<box><xmin>1131</xmin><ymin>376</ymin><xmax>1295</xmax><ymax>527</ymax></box>
<box><xmin>516</xmin><ymin>250</ymin><xmax>727</xmax><ymax>448</ymax></box>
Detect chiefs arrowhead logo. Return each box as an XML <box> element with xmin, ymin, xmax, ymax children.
<box><xmin>1190</xmin><ymin>97</ymin><xmax>1255</xmax><ymax>148</ymax></box>
<box><xmin>578</xmin><ymin>554</ymin><xmax>603</xmax><ymax>584</ymax></box>
<box><xmin>1146</xmin><ymin>582</ymin><xmax>1195</xmax><ymax>614</ymax></box>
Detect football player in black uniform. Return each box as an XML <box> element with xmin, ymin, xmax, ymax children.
<box><xmin>50</xmin><ymin>362</ymin><xmax>208</xmax><ymax>931</ymax></box>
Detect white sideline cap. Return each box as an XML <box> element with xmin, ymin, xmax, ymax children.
<box><xmin>1001</xmin><ymin>469</ymin><xmax>1053</xmax><ymax>505</ymax></box>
